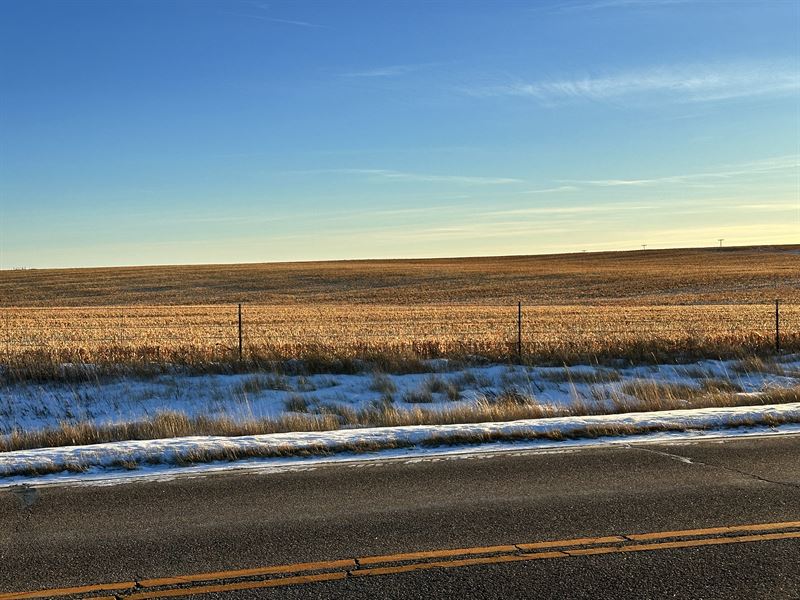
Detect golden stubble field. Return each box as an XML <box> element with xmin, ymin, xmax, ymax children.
<box><xmin>2</xmin><ymin>246</ymin><xmax>799</xmax><ymax>365</ymax></box>
<box><xmin>3</xmin><ymin>245</ymin><xmax>800</xmax><ymax>306</ymax></box>
<box><xmin>2</xmin><ymin>303</ymin><xmax>797</xmax><ymax>363</ymax></box>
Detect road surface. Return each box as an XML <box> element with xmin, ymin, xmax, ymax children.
<box><xmin>1</xmin><ymin>434</ymin><xmax>799</xmax><ymax>599</ymax></box>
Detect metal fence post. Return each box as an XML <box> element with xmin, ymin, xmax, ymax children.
<box><xmin>3</xmin><ymin>308</ymin><xmax>9</xmax><ymax>362</ymax></box>
<box><xmin>775</xmin><ymin>299</ymin><xmax>780</xmax><ymax>354</ymax></box>
<box><xmin>517</xmin><ymin>301</ymin><xmax>522</xmax><ymax>363</ymax></box>
<box><xmin>238</xmin><ymin>303</ymin><xmax>243</xmax><ymax>360</ymax></box>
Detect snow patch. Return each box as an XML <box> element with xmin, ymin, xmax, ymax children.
<box><xmin>2</xmin><ymin>402</ymin><xmax>798</xmax><ymax>482</ymax></box>
<box><xmin>2</xmin><ymin>358</ymin><xmax>798</xmax><ymax>435</ymax></box>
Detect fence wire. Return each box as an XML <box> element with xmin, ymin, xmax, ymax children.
<box><xmin>1</xmin><ymin>302</ymin><xmax>796</xmax><ymax>361</ymax></box>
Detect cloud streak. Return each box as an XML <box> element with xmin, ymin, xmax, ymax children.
<box><xmin>483</xmin><ymin>202</ymin><xmax>655</xmax><ymax>217</ymax></box>
<box><xmin>219</xmin><ymin>11</ymin><xmax>322</xmax><ymax>28</ymax></box>
<box><xmin>340</xmin><ymin>63</ymin><xmax>441</xmax><ymax>78</ymax></box>
<box><xmin>518</xmin><ymin>185</ymin><xmax>579</xmax><ymax>194</ymax></box>
<box><xmin>562</xmin><ymin>155</ymin><xmax>799</xmax><ymax>188</ymax></box>
<box><xmin>553</xmin><ymin>0</ymin><xmax>699</xmax><ymax>11</ymax></box>
<box><xmin>291</xmin><ymin>168</ymin><xmax>524</xmax><ymax>185</ymax></box>
<box><xmin>464</xmin><ymin>61</ymin><xmax>800</xmax><ymax>104</ymax></box>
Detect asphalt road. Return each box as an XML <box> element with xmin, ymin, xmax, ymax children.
<box><xmin>1</xmin><ymin>434</ymin><xmax>799</xmax><ymax>599</ymax></box>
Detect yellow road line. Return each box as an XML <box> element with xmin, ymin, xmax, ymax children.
<box><xmin>358</xmin><ymin>544</ymin><xmax>518</xmax><ymax>565</ymax></box>
<box><xmin>565</xmin><ymin>531</ymin><xmax>800</xmax><ymax>556</ymax></box>
<box><xmin>3</xmin><ymin>520</ymin><xmax>799</xmax><ymax>600</ymax></box>
<box><xmin>351</xmin><ymin>550</ymin><xmax>568</xmax><ymax>577</ymax></box>
<box><xmin>138</xmin><ymin>559</ymin><xmax>356</xmax><ymax>588</ymax></box>
<box><xmin>517</xmin><ymin>535</ymin><xmax>625</xmax><ymax>551</ymax></box>
<box><xmin>0</xmin><ymin>581</ymin><xmax>136</xmax><ymax>600</ymax></box>
<box><xmin>123</xmin><ymin>573</ymin><xmax>348</xmax><ymax>600</ymax></box>
<box><xmin>121</xmin><ymin>532</ymin><xmax>800</xmax><ymax>600</ymax></box>
<box><xmin>626</xmin><ymin>520</ymin><xmax>800</xmax><ymax>541</ymax></box>
<box><xmin>358</xmin><ymin>536</ymin><xmax>624</xmax><ymax>565</ymax></box>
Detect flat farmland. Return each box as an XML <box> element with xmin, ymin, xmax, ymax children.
<box><xmin>2</xmin><ymin>246</ymin><xmax>799</xmax><ymax>365</ymax></box>
<box><xmin>2</xmin><ymin>303</ymin><xmax>798</xmax><ymax>365</ymax></box>
<box><xmin>3</xmin><ymin>245</ymin><xmax>800</xmax><ymax>307</ymax></box>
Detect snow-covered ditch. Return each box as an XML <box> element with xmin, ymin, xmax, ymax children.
<box><xmin>2</xmin><ymin>403</ymin><xmax>799</xmax><ymax>481</ymax></box>
<box><xmin>1</xmin><ymin>356</ymin><xmax>799</xmax><ymax>480</ymax></box>
<box><xmin>2</xmin><ymin>357</ymin><xmax>799</xmax><ymax>435</ymax></box>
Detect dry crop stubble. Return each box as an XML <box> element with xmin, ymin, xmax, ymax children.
<box><xmin>1</xmin><ymin>246</ymin><xmax>799</xmax><ymax>377</ymax></box>
<box><xmin>3</xmin><ymin>246</ymin><xmax>799</xmax><ymax>306</ymax></box>
<box><xmin>1</xmin><ymin>303</ymin><xmax>798</xmax><ymax>379</ymax></box>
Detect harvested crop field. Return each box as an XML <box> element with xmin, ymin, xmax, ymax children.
<box><xmin>2</xmin><ymin>246</ymin><xmax>799</xmax><ymax>369</ymax></box>
<box><xmin>3</xmin><ymin>245</ymin><xmax>799</xmax><ymax>307</ymax></box>
<box><xmin>2</xmin><ymin>303</ymin><xmax>799</xmax><ymax>367</ymax></box>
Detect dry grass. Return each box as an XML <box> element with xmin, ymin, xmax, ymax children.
<box><xmin>370</xmin><ymin>372</ymin><xmax>398</xmax><ymax>395</ymax></box>
<box><xmin>424</xmin><ymin>376</ymin><xmax>462</xmax><ymax>401</ymax></box>
<box><xmin>4</xmin><ymin>385</ymin><xmax>797</xmax><ymax>454</ymax></box>
<box><xmin>0</xmin><ymin>411</ymin><xmax>340</xmax><ymax>453</ymax></box>
<box><xmin>2</xmin><ymin>302</ymin><xmax>797</xmax><ymax>382</ymax></box>
<box><xmin>1</xmin><ymin>246</ymin><xmax>798</xmax><ymax>380</ymax></box>
<box><xmin>540</xmin><ymin>366</ymin><xmax>622</xmax><ymax>384</ymax></box>
<box><xmin>732</xmin><ymin>356</ymin><xmax>800</xmax><ymax>378</ymax></box>
<box><xmin>284</xmin><ymin>394</ymin><xmax>311</xmax><ymax>413</ymax></box>
<box><xmin>611</xmin><ymin>379</ymin><xmax>788</xmax><ymax>413</ymax></box>
<box><xmin>5</xmin><ymin>397</ymin><xmax>799</xmax><ymax>478</ymax></box>
<box><xmin>235</xmin><ymin>374</ymin><xmax>293</xmax><ymax>394</ymax></box>
<box><xmin>3</xmin><ymin>245</ymin><xmax>799</xmax><ymax>306</ymax></box>
<box><xmin>619</xmin><ymin>380</ymin><xmax>703</xmax><ymax>403</ymax></box>
<box><xmin>402</xmin><ymin>388</ymin><xmax>435</xmax><ymax>404</ymax></box>
<box><xmin>421</xmin><ymin>411</ymin><xmax>800</xmax><ymax>448</ymax></box>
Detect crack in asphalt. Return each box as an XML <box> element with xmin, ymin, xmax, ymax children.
<box><xmin>628</xmin><ymin>446</ymin><xmax>695</xmax><ymax>464</ymax></box>
<box><xmin>627</xmin><ymin>445</ymin><xmax>800</xmax><ymax>491</ymax></box>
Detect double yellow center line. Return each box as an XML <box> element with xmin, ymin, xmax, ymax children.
<box><xmin>3</xmin><ymin>520</ymin><xmax>799</xmax><ymax>600</ymax></box>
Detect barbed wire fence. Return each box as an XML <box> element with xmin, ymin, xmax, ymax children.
<box><xmin>0</xmin><ymin>300</ymin><xmax>796</xmax><ymax>367</ymax></box>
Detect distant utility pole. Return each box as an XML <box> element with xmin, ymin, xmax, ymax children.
<box><xmin>718</xmin><ymin>238</ymin><xmax>724</xmax><ymax>249</ymax></box>
<box><xmin>641</xmin><ymin>244</ymin><xmax>647</xmax><ymax>251</ymax></box>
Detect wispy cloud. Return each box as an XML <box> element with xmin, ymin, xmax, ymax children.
<box><xmin>363</xmin><ymin>221</ymin><xmax>576</xmax><ymax>242</ymax></box>
<box><xmin>290</xmin><ymin>168</ymin><xmax>524</xmax><ymax>185</ymax></box>
<box><xmin>518</xmin><ymin>185</ymin><xmax>579</xmax><ymax>194</ymax></box>
<box><xmin>483</xmin><ymin>202</ymin><xmax>655</xmax><ymax>217</ymax></box>
<box><xmin>464</xmin><ymin>61</ymin><xmax>800</xmax><ymax>105</ymax></box>
<box><xmin>218</xmin><ymin>5</ymin><xmax>324</xmax><ymax>28</ymax></box>
<box><xmin>361</xmin><ymin>203</ymin><xmax>469</xmax><ymax>217</ymax></box>
<box><xmin>169</xmin><ymin>202</ymin><xmax>467</xmax><ymax>226</ymax></box>
<box><xmin>730</xmin><ymin>202</ymin><xmax>800</xmax><ymax>212</ymax></box>
<box><xmin>562</xmin><ymin>155</ymin><xmax>799</xmax><ymax>187</ymax></box>
<box><xmin>553</xmin><ymin>0</ymin><xmax>698</xmax><ymax>11</ymax></box>
<box><xmin>340</xmin><ymin>64</ymin><xmax>440</xmax><ymax>78</ymax></box>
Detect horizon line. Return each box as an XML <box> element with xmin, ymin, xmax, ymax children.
<box><xmin>2</xmin><ymin>242</ymin><xmax>798</xmax><ymax>273</ymax></box>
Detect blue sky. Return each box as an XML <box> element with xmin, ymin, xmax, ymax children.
<box><xmin>1</xmin><ymin>0</ymin><xmax>798</xmax><ymax>268</ymax></box>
